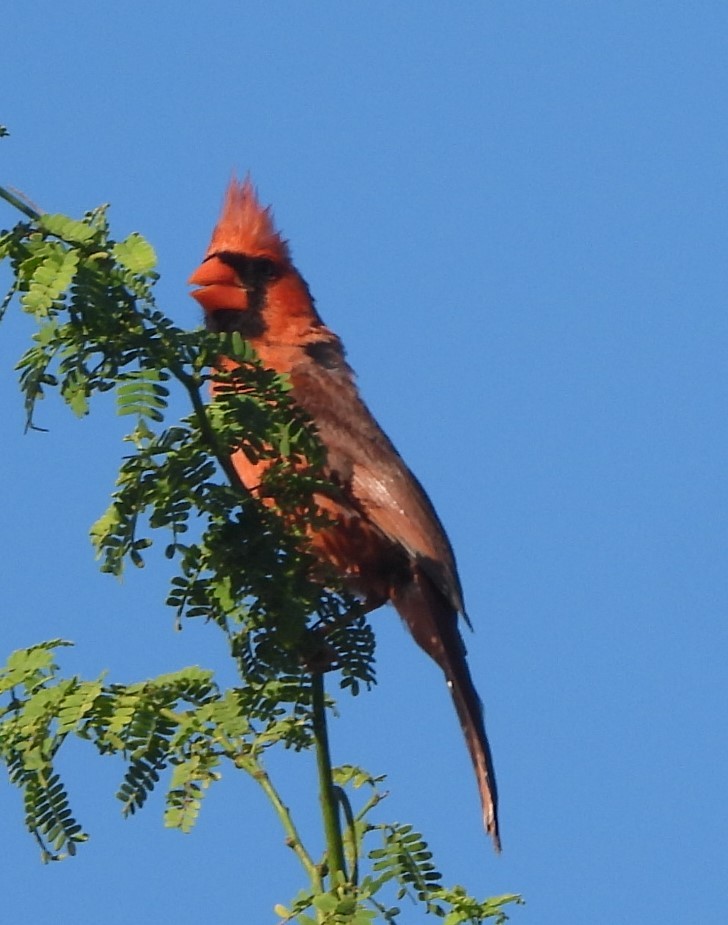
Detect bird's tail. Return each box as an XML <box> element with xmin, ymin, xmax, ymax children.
<box><xmin>392</xmin><ymin>568</ymin><xmax>501</xmax><ymax>851</ymax></box>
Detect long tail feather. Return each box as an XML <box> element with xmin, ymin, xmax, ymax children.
<box><xmin>392</xmin><ymin>568</ymin><xmax>501</xmax><ymax>851</ymax></box>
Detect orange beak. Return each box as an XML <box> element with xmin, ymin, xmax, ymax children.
<box><xmin>188</xmin><ymin>256</ymin><xmax>249</xmax><ymax>312</ymax></box>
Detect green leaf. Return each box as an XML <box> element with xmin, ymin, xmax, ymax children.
<box><xmin>352</xmin><ymin>912</ymin><xmax>377</xmax><ymax>925</ymax></box>
<box><xmin>20</xmin><ymin>246</ymin><xmax>79</xmax><ymax>316</ymax></box>
<box><xmin>112</xmin><ymin>234</ymin><xmax>156</xmax><ymax>274</ymax></box>
<box><xmin>38</xmin><ymin>214</ymin><xmax>96</xmax><ymax>245</ymax></box>
<box><xmin>312</xmin><ymin>894</ymin><xmax>338</xmax><ymax>913</ymax></box>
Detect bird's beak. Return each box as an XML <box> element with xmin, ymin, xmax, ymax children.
<box><xmin>188</xmin><ymin>256</ymin><xmax>248</xmax><ymax>311</ymax></box>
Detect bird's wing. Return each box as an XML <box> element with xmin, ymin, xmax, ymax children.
<box><xmin>290</xmin><ymin>348</ymin><xmax>465</xmax><ymax>616</ymax></box>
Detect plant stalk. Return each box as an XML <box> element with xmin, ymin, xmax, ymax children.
<box><xmin>251</xmin><ymin>761</ymin><xmax>322</xmax><ymax>891</ymax></box>
<box><xmin>311</xmin><ymin>671</ymin><xmax>347</xmax><ymax>883</ymax></box>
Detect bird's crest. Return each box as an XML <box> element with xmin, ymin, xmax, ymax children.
<box><xmin>204</xmin><ymin>177</ymin><xmax>290</xmax><ymax>263</ymax></box>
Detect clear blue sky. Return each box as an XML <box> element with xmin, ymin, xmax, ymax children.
<box><xmin>2</xmin><ymin>3</ymin><xmax>727</xmax><ymax>922</ymax></box>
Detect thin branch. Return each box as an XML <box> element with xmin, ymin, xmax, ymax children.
<box><xmin>354</xmin><ymin>788</ymin><xmax>386</xmax><ymax>824</ymax></box>
<box><xmin>174</xmin><ymin>365</ymin><xmax>250</xmax><ymax>495</ymax></box>
<box><xmin>337</xmin><ymin>784</ymin><xmax>359</xmax><ymax>885</ymax></box>
<box><xmin>0</xmin><ymin>184</ymin><xmax>41</xmax><ymax>220</ymax></box>
<box><xmin>250</xmin><ymin>759</ymin><xmax>322</xmax><ymax>891</ymax></box>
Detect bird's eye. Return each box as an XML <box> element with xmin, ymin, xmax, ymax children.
<box><xmin>254</xmin><ymin>258</ymin><xmax>280</xmax><ymax>281</ymax></box>
<box><xmin>218</xmin><ymin>252</ymin><xmax>280</xmax><ymax>285</ymax></box>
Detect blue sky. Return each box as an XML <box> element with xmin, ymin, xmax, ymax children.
<box><xmin>2</xmin><ymin>3</ymin><xmax>727</xmax><ymax>922</ymax></box>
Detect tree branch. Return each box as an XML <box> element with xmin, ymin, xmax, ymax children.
<box><xmin>311</xmin><ymin>671</ymin><xmax>347</xmax><ymax>882</ymax></box>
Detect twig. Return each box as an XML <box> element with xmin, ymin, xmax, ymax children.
<box><xmin>0</xmin><ymin>184</ymin><xmax>41</xmax><ymax>220</ymax></box>
<box><xmin>174</xmin><ymin>365</ymin><xmax>251</xmax><ymax>496</ymax></box>
<box><xmin>251</xmin><ymin>759</ymin><xmax>322</xmax><ymax>891</ymax></box>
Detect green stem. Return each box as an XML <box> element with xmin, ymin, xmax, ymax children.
<box><xmin>174</xmin><ymin>366</ymin><xmax>249</xmax><ymax>495</ymax></box>
<box><xmin>251</xmin><ymin>759</ymin><xmax>322</xmax><ymax>891</ymax></box>
<box><xmin>337</xmin><ymin>784</ymin><xmax>359</xmax><ymax>885</ymax></box>
<box><xmin>311</xmin><ymin>671</ymin><xmax>347</xmax><ymax>883</ymax></box>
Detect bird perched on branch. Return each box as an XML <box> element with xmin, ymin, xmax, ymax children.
<box><xmin>189</xmin><ymin>179</ymin><xmax>500</xmax><ymax>850</ymax></box>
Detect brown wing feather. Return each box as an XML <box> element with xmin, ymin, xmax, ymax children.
<box><xmin>289</xmin><ymin>340</ymin><xmax>465</xmax><ymax>615</ymax></box>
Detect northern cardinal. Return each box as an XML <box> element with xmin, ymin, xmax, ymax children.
<box><xmin>189</xmin><ymin>179</ymin><xmax>500</xmax><ymax>850</ymax></box>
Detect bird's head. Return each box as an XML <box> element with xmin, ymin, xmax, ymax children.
<box><xmin>189</xmin><ymin>178</ymin><xmax>302</xmax><ymax>337</ymax></box>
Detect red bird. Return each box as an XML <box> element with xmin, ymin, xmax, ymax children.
<box><xmin>189</xmin><ymin>179</ymin><xmax>500</xmax><ymax>850</ymax></box>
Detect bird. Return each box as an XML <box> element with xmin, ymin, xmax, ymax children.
<box><xmin>188</xmin><ymin>178</ymin><xmax>500</xmax><ymax>851</ymax></box>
